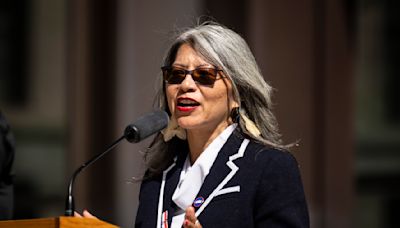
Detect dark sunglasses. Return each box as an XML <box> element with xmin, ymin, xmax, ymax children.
<box><xmin>161</xmin><ymin>66</ymin><xmax>224</xmax><ymax>85</ymax></box>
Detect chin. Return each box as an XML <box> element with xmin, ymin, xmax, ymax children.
<box><xmin>177</xmin><ymin>122</ymin><xmax>198</xmax><ymax>130</ymax></box>
<box><xmin>176</xmin><ymin>117</ymin><xmax>202</xmax><ymax>130</ymax></box>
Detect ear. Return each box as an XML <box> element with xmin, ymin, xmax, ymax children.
<box><xmin>228</xmin><ymin>89</ymin><xmax>240</xmax><ymax>110</ymax></box>
<box><xmin>223</xmin><ymin>74</ymin><xmax>240</xmax><ymax>112</ymax></box>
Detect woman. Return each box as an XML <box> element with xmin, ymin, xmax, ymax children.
<box><xmin>135</xmin><ymin>22</ymin><xmax>309</xmax><ymax>228</ymax></box>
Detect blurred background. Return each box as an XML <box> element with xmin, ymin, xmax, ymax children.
<box><xmin>0</xmin><ymin>0</ymin><xmax>399</xmax><ymax>227</ymax></box>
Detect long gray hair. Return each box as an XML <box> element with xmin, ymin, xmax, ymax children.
<box><xmin>145</xmin><ymin>22</ymin><xmax>285</xmax><ymax>177</ymax></box>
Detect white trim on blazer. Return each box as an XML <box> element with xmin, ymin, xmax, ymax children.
<box><xmin>156</xmin><ymin>138</ymin><xmax>250</xmax><ymax>227</ymax></box>
<box><xmin>195</xmin><ymin>138</ymin><xmax>249</xmax><ymax>216</ymax></box>
<box><xmin>157</xmin><ymin>160</ymin><xmax>177</xmax><ymax>228</ymax></box>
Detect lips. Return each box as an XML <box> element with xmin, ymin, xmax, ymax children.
<box><xmin>177</xmin><ymin>97</ymin><xmax>199</xmax><ymax>112</ymax></box>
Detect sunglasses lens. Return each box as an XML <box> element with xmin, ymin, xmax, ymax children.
<box><xmin>162</xmin><ymin>67</ymin><xmax>220</xmax><ymax>85</ymax></box>
<box><xmin>163</xmin><ymin>68</ymin><xmax>185</xmax><ymax>84</ymax></box>
<box><xmin>169</xmin><ymin>68</ymin><xmax>186</xmax><ymax>84</ymax></box>
<box><xmin>193</xmin><ymin>68</ymin><xmax>217</xmax><ymax>85</ymax></box>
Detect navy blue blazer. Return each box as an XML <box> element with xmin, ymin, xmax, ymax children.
<box><xmin>135</xmin><ymin>130</ymin><xmax>309</xmax><ymax>227</ymax></box>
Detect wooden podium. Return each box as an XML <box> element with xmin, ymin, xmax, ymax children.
<box><xmin>0</xmin><ymin>217</ymin><xmax>119</xmax><ymax>228</ymax></box>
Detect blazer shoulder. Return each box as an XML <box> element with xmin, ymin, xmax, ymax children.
<box><xmin>244</xmin><ymin>141</ymin><xmax>309</xmax><ymax>227</ymax></box>
<box><xmin>244</xmin><ymin>140</ymin><xmax>299</xmax><ymax>168</ymax></box>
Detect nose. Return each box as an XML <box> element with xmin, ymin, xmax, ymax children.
<box><xmin>179</xmin><ymin>73</ymin><xmax>197</xmax><ymax>92</ymax></box>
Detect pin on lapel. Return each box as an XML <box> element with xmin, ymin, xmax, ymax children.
<box><xmin>193</xmin><ymin>197</ymin><xmax>205</xmax><ymax>208</ymax></box>
<box><xmin>162</xmin><ymin>210</ymin><xmax>168</xmax><ymax>228</ymax></box>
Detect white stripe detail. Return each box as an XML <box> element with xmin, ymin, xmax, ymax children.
<box><xmin>195</xmin><ymin>139</ymin><xmax>249</xmax><ymax>217</ymax></box>
<box><xmin>215</xmin><ymin>185</ymin><xmax>240</xmax><ymax>197</ymax></box>
<box><xmin>157</xmin><ymin>159</ymin><xmax>176</xmax><ymax>228</ymax></box>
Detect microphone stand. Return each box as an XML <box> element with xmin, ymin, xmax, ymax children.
<box><xmin>64</xmin><ymin>135</ymin><xmax>125</xmax><ymax>216</ymax></box>
<box><xmin>64</xmin><ymin>110</ymin><xmax>168</xmax><ymax>216</ymax></box>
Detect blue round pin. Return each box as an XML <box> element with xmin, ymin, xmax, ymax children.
<box><xmin>193</xmin><ymin>197</ymin><xmax>205</xmax><ymax>207</ymax></box>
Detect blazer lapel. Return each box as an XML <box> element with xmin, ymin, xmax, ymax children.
<box><xmin>192</xmin><ymin>131</ymin><xmax>248</xmax><ymax>216</ymax></box>
<box><xmin>163</xmin><ymin>152</ymin><xmax>186</xmax><ymax>223</ymax></box>
<box><xmin>163</xmin><ymin>167</ymin><xmax>181</xmax><ymax>206</ymax></box>
<box><xmin>156</xmin><ymin>139</ymin><xmax>188</xmax><ymax>228</ymax></box>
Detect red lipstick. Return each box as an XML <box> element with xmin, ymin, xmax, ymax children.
<box><xmin>176</xmin><ymin>97</ymin><xmax>199</xmax><ymax>112</ymax></box>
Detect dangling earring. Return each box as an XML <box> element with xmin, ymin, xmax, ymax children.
<box><xmin>230</xmin><ymin>107</ymin><xmax>240</xmax><ymax>123</ymax></box>
<box><xmin>161</xmin><ymin>116</ymin><xmax>186</xmax><ymax>141</ymax></box>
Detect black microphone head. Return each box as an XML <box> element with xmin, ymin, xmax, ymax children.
<box><xmin>124</xmin><ymin>110</ymin><xmax>169</xmax><ymax>143</ymax></box>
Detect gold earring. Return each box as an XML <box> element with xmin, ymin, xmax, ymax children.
<box><xmin>241</xmin><ymin>114</ymin><xmax>261</xmax><ymax>137</ymax></box>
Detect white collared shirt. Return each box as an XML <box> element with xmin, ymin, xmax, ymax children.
<box><xmin>170</xmin><ymin>124</ymin><xmax>237</xmax><ymax>227</ymax></box>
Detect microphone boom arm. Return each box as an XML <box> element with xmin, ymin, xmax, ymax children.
<box><xmin>64</xmin><ymin>135</ymin><xmax>125</xmax><ymax>216</ymax></box>
<box><xmin>63</xmin><ymin>110</ymin><xmax>168</xmax><ymax>216</ymax></box>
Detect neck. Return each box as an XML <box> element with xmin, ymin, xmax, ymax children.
<box><xmin>186</xmin><ymin>121</ymin><xmax>230</xmax><ymax>164</ymax></box>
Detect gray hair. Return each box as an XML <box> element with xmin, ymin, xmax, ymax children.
<box><xmin>145</xmin><ymin>22</ymin><xmax>285</xmax><ymax>176</ymax></box>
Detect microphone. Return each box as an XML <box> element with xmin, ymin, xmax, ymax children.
<box><xmin>64</xmin><ymin>110</ymin><xmax>169</xmax><ymax>216</ymax></box>
<box><xmin>124</xmin><ymin>110</ymin><xmax>169</xmax><ymax>143</ymax></box>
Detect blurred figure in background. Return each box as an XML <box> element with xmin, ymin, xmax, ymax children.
<box><xmin>0</xmin><ymin>111</ymin><xmax>15</xmax><ymax>220</ymax></box>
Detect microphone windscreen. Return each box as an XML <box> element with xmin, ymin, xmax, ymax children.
<box><xmin>124</xmin><ymin>111</ymin><xmax>169</xmax><ymax>143</ymax></box>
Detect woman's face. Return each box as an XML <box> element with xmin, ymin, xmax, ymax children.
<box><xmin>165</xmin><ymin>44</ymin><xmax>236</xmax><ymax>133</ymax></box>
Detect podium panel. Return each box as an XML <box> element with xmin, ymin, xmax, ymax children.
<box><xmin>0</xmin><ymin>217</ymin><xmax>119</xmax><ymax>228</ymax></box>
